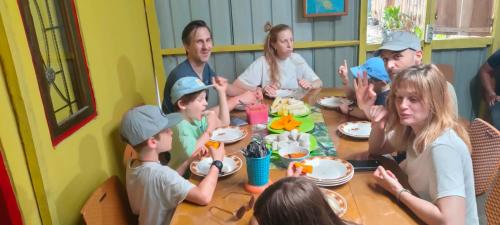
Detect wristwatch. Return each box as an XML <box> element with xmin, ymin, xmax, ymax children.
<box><xmin>211</xmin><ymin>160</ymin><xmax>223</xmax><ymax>174</ymax></box>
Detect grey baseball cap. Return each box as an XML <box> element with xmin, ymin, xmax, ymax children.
<box><xmin>375</xmin><ymin>31</ymin><xmax>421</xmax><ymax>56</ymax></box>
<box><xmin>170</xmin><ymin>76</ymin><xmax>212</xmax><ymax>104</ymax></box>
<box><xmin>121</xmin><ymin>105</ymin><xmax>183</xmax><ymax>146</ymax></box>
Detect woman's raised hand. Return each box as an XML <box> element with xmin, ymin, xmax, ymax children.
<box><xmin>353</xmin><ymin>71</ymin><xmax>376</xmax><ymax>111</ymax></box>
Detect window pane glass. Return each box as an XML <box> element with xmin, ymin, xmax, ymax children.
<box><xmin>367</xmin><ymin>0</ymin><xmax>427</xmax><ymax>44</ymax></box>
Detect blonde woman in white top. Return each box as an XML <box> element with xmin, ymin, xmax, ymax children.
<box><xmin>231</xmin><ymin>24</ymin><xmax>322</xmax><ymax>97</ymax></box>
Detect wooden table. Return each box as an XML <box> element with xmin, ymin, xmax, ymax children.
<box><xmin>170</xmin><ymin>88</ymin><xmax>423</xmax><ymax>225</ymax></box>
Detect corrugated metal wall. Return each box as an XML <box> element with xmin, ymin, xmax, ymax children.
<box><xmin>155</xmin><ymin>0</ymin><xmax>359</xmax><ymax>87</ymax></box>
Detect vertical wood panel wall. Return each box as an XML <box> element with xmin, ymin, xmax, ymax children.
<box><xmin>154</xmin><ymin>0</ymin><xmax>359</xmax><ymax>88</ymax></box>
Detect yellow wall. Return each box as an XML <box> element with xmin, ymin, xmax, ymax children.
<box><xmin>0</xmin><ymin>0</ymin><xmax>156</xmax><ymax>224</ymax></box>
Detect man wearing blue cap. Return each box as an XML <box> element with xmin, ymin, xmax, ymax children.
<box><xmin>337</xmin><ymin>57</ymin><xmax>390</xmax><ymax>119</ymax></box>
<box><xmin>121</xmin><ymin>106</ymin><xmax>225</xmax><ymax>225</ymax></box>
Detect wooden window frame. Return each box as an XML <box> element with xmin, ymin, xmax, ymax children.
<box><xmin>17</xmin><ymin>0</ymin><xmax>96</xmax><ymax>146</ymax></box>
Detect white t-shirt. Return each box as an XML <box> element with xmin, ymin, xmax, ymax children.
<box><xmin>403</xmin><ymin>129</ymin><xmax>478</xmax><ymax>225</ymax></box>
<box><xmin>237</xmin><ymin>53</ymin><xmax>319</xmax><ymax>89</ymax></box>
<box><xmin>126</xmin><ymin>160</ymin><xmax>195</xmax><ymax>225</ymax></box>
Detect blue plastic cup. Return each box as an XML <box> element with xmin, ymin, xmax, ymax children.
<box><xmin>245</xmin><ymin>151</ymin><xmax>271</xmax><ymax>186</ymax></box>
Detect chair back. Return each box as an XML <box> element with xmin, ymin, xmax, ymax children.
<box><xmin>81</xmin><ymin>176</ymin><xmax>136</xmax><ymax>225</ymax></box>
<box><xmin>435</xmin><ymin>64</ymin><xmax>454</xmax><ymax>83</ymax></box>
<box><xmin>123</xmin><ymin>144</ymin><xmax>137</xmax><ymax>167</ymax></box>
<box><xmin>469</xmin><ymin>118</ymin><xmax>500</xmax><ymax>195</ymax></box>
<box><xmin>485</xmin><ymin>171</ymin><xmax>500</xmax><ymax>225</ymax></box>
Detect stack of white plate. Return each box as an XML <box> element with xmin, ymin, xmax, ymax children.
<box><xmin>299</xmin><ymin>156</ymin><xmax>354</xmax><ymax>187</ymax></box>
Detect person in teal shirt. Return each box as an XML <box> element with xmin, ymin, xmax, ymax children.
<box><xmin>168</xmin><ymin>76</ymin><xmax>230</xmax><ymax>169</ymax></box>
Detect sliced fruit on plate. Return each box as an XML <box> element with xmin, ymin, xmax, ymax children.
<box><xmin>293</xmin><ymin>162</ymin><xmax>313</xmax><ymax>173</ymax></box>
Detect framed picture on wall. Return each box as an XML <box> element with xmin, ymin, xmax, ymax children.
<box><xmin>303</xmin><ymin>0</ymin><xmax>348</xmax><ymax>17</ymax></box>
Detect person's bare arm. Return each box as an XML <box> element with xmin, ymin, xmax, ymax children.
<box><xmin>184</xmin><ymin>144</ymin><xmax>225</xmax><ymax>205</ymax></box>
<box><xmin>374</xmin><ymin>167</ymin><xmax>466</xmax><ymax>225</ymax></box>
<box><xmin>366</xmin><ymin>105</ymin><xmax>396</xmax><ymax>155</ymax></box>
<box><xmin>479</xmin><ymin>62</ymin><xmax>499</xmax><ymax>106</ymax></box>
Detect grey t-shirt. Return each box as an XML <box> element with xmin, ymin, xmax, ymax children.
<box><xmin>403</xmin><ymin>129</ymin><xmax>478</xmax><ymax>225</ymax></box>
<box><xmin>126</xmin><ymin>160</ymin><xmax>195</xmax><ymax>225</ymax></box>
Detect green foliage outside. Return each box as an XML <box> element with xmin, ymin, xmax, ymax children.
<box><xmin>382</xmin><ymin>6</ymin><xmax>423</xmax><ymax>39</ymax></box>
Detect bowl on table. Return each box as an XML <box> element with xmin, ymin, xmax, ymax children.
<box><xmin>278</xmin><ymin>145</ymin><xmax>310</xmax><ymax>167</ymax></box>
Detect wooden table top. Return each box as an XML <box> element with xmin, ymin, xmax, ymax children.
<box><xmin>170</xmin><ymin>88</ymin><xmax>423</xmax><ymax>225</ymax></box>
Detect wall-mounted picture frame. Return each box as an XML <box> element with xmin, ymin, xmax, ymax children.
<box><xmin>303</xmin><ymin>0</ymin><xmax>348</xmax><ymax>17</ymax></box>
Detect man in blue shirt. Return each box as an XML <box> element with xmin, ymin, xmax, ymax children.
<box><xmin>479</xmin><ymin>49</ymin><xmax>500</xmax><ymax>129</ymax></box>
<box><xmin>162</xmin><ymin>20</ymin><xmax>260</xmax><ymax>113</ymax></box>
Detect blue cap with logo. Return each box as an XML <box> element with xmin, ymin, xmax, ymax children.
<box><xmin>170</xmin><ymin>76</ymin><xmax>212</xmax><ymax>104</ymax></box>
<box><xmin>121</xmin><ymin>105</ymin><xmax>183</xmax><ymax>146</ymax></box>
<box><xmin>375</xmin><ymin>31</ymin><xmax>421</xmax><ymax>56</ymax></box>
<box><xmin>350</xmin><ymin>57</ymin><xmax>390</xmax><ymax>83</ymax></box>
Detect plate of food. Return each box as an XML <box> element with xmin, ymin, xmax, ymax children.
<box><xmin>321</xmin><ymin>188</ymin><xmax>348</xmax><ymax>217</ymax></box>
<box><xmin>210</xmin><ymin>126</ymin><xmax>247</xmax><ymax>144</ymax></box>
<box><xmin>337</xmin><ymin>121</ymin><xmax>371</xmax><ymax>139</ymax></box>
<box><xmin>317</xmin><ymin>96</ymin><xmax>353</xmax><ymax>108</ymax></box>
<box><xmin>264</xmin><ymin>129</ymin><xmax>317</xmax><ymax>151</ymax></box>
<box><xmin>270</xmin><ymin>97</ymin><xmax>311</xmax><ymax>117</ymax></box>
<box><xmin>190</xmin><ymin>155</ymin><xmax>242</xmax><ymax>177</ymax></box>
<box><xmin>268</xmin><ymin>115</ymin><xmax>314</xmax><ymax>134</ymax></box>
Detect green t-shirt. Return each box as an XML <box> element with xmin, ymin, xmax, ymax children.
<box><xmin>169</xmin><ymin>116</ymin><xmax>208</xmax><ymax>169</ymax></box>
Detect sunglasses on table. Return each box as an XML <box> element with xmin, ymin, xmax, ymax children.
<box><xmin>209</xmin><ymin>192</ymin><xmax>255</xmax><ymax>221</ymax></box>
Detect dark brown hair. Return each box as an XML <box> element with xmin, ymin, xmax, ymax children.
<box><xmin>182</xmin><ymin>20</ymin><xmax>212</xmax><ymax>45</ymax></box>
<box><xmin>254</xmin><ymin>177</ymin><xmax>348</xmax><ymax>225</ymax></box>
<box><xmin>263</xmin><ymin>23</ymin><xmax>292</xmax><ymax>84</ymax></box>
<box><xmin>172</xmin><ymin>90</ymin><xmax>205</xmax><ymax>112</ymax></box>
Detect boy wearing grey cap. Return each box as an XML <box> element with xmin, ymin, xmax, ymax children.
<box><xmin>121</xmin><ymin>106</ymin><xmax>225</xmax><ymax>225</ymax></box>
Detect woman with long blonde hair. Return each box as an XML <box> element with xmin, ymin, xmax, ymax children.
<box><xmin>231</xmin><ymin>23</ymin><xmax>322</xmax><ymax>97</ymax></box>
<box><xmin>367</xmin><ymin>64</ymin><xmax>478</xmax><ymax>225</ymax></box>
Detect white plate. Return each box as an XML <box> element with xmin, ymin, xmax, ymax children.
<box><xmin>275</xmin><ymin>89</ymin><xmax>296</xmax><ymax>98</ymax></box>
<box><xmin>301</xmin><ymin>156</ymin><xmax>353</xmax><ymax>181</ymax></box>
<box><xmin>317</xmin><ymin>96</ymin><xmax>353</xmax><ymax>108</ymax></box>
<box><xmin>210</xmin><ymin>126</ymin><xmax>247</xmax><ymax>143</ymax></box>
<box><xmin>321</xmin><ymin>188</ymin><xmax>348</xmax><ymax>217</ymax></box>
<box><xmin>338</xmin><ymin>121</ymin><xmax>372</xmax><ymax>139</ymax></box>
<box><xmin>312</xmin><ymin>172</ymin><xmax>354</xmax><ymax>187</ymax></box>
<box><xmin>190</xmin><ymin>155</ymin><xmax>242</xmax><ymax>177</ymax></box>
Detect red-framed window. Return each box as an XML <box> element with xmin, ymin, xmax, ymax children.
<box><xmin>17</xmin><ymin>0</ymin><xmax>97</xmax><ymax>145</ymax></box>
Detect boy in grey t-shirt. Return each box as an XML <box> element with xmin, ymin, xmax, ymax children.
<box><xmin>121</xmin><ymin>105</ymin><xmax>225</xmax><ymax>225</ymax></box>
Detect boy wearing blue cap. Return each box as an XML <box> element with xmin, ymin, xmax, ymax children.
<box><xmin>337</xmin><ymin>57</ymin><xmax>390</xmax><ymax>119</ymax></box>
<box><xmin>121</xmin><ymin>106</ymin><xmax>225</xmax><ymax>225</ymax></box>
<box><xmin>168</xmin><ymin>76</ymin><xmax>230</xmax><ymax>169</ymax></box>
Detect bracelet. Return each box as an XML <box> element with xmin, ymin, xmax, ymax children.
<box><xmin>397</xmin><ymin>188</ymin><xmax>410</xmax><ymax>204</ymax></box>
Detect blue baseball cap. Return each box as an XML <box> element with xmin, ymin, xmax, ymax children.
<box><xmin>375</xmin><ymin>31</ymin><xmax>421</xmax><ymax>56</ymax></box>
<box><xmin>170</xmin><ymin>76</ymin><xmax>212</xmax><ymax>104</ymax></box>
<box><xmin>350</xmin><ymin>57</ymin><xmax>390</xmax><ymax>83</ymax></box>
<box><xmin>121</xmin><ymin>105</ymin><xmax>183</xmax><ymax>146</ymax></box>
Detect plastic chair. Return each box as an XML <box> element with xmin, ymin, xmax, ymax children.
<box><xmin>485</xmin><ymin>171</ymin><xmax>500</xmax><ymax>224</ymax></box>
<box><xmin>469</xmin><ymin>118</ymin><xmax>500</xmax><ymax>195</ymax></box>
<box><xmin>81</xmin><ymin>176</ymin><xmax>137</xmax><ymax>225</ymax></box>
